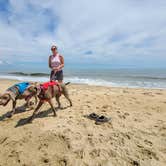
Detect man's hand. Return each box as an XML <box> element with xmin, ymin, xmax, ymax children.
<box><xmin>53</xmin><ymin>66</ymin><xmax>61</xmax><ymax>72</ymax></box>
<box><xmin>53</xmin><ymin>67</ymin><xmax>59</xmax><ymax>72</ymax></box>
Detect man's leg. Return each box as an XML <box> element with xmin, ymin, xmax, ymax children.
<box><xmin>50</xmin><ymin>70</ymin><xmax>56</xmax><ymax>81</ymax></box>
<box><xmin>57</xmin><ymin>70</ymin><xmax>63</xmax><ymax>84</ymax></box>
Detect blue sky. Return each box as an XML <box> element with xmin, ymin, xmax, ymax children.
<box><xmin>0</xmin><ymin>0</ymin><xmax>166</xmax><ymax>69</ymax></box>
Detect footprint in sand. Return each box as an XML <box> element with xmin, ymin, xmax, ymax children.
<box><xmin>59</xmin><ymin>158</ymin><xmax>68</xmax><ymax>166</ymax></box>
<box><xmin>102</xmin><ymin>105</ymin><xmax>109</xmax><ymax>109</ymax></box>
<box><xmin>89</xmin><ymin>149</ymin><xmax>100</xmax><ymax>158</ymax></box>
<box><xmin>113</xmin><ymin>101</ymin><xmax>117</xmax><ymax>105</ymax></box>
<box><xmin>145</xmin><ymin>112</ymin><xmax>152</xmax><ymax>116</ymax></box>
<box><xmin>63</xmin><ymin>128</ymin><xmax>72</xmax><ymax>134</ymax></box>
<box><xmin>86</xmin><ymin>105</ymin><xmax>91</xmax><ymax>108</ymax></box>
<box><xmin>74</xmin><ymin>149</ymin><xmax>85</xmax><ymax>159</ymax></box>
<box><xmin>8</xmin><ymin>150</ymin><xmax>21</xmax><ymax>164</ymax></box>
<box><xmin>101</xmin><ymin>109</ymin><xmax>107</xmax><ymax>113</ymax></box>
<box><xmin>87</xmin><ymin>137</ymin><xmax>94</xmax><ymax>146</ymax></box>
<box><xmin>0</xmin><ymin>136</ymin><xmax>8</xmax><ymax>144</ymax></box>
<box><xmin>41</xmin><ymin>157</ymin><xmax>49</xmax><ymax>164</ymax></box>
<box><xmin>137</xmin><ymin>144</ymin><xmax>159</xmax><ymax>160</ymax></box>
<box><xmin>67</xmin><ymin>120</ymin><xmax>73</xmax><ymax>125</ymax></box>
<box><xmin>74</xmin><ymin>132</ymin><xmax>82</xmax><ymax>140</ymax></box>
<box><xmin>122</xmin><ymin>133</ymin><xmax>131</xmax><ymax>140</ymax></box>
<box><xmin>130</xmin><ymin>160</ymin><xmax>140</xmax><ymax>166</ymax></box>
<box><xmin>144</xmin><ymin>139</ymin><xmax>153</xmax><ymax>146</ymax></box>
<box><xmin>159</xmin><ymin>124</ymin><xmax>166</xmax><ymax>137</ymax></box>
<box><xmin>124</xmin><ymin>112</ymin><xmax>130</xmax><ymax>116</ymax></box>
<box><xmin>118</xmin><ymin>112</ymin><xmax>129</xmax><ymax>119</ymax></box>
<box><xmin>155</xmin><ymin>92</ymin><xmax>163</xmax><ymax>95</ymax></box>
<box><xmin>134</xmin><ymin>117</ymin><xmax>142</xmax><ymax>123</ymax></box>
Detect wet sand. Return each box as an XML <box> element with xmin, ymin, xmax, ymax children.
<box><xmin>0</xmin><ymin>79</ymin><xmax>166</xmax><ymax>166</ymax></box>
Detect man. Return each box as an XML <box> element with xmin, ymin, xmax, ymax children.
<box><xmin>48</xmin><ymin>45</ymin><xmax>64</xmax><ymax>83</ymax></box>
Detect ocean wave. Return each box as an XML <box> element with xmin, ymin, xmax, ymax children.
<box><xmin>126</xmin><ymin>75</ymin><xmax>166</xmax><ymax>80</ymax></box>
<box><xmin>0</xmin><ymin>74</ymin><xmax>166</xmax><ymax>89</ymax></box>
<box><xmin>7</xmin><ymin>72</ymin><xmax>166</xmax><ymax>80</ymax></box>
<box><xmin>0</xmin><ymin>75</ymin><xmax>113</xmax><ymax>86</ymax></box>
<box><xmin>0</xmin><ymin>75</ymin><xmax>49</xmax><ymax>82</ymax></box>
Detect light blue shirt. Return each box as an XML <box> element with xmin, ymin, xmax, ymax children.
<box><xmin>15</xmin><ymin>82</ymin><xmax>30</xmax><ymax>94</ymax></box>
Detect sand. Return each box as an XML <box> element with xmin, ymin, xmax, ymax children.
<box><xmin>0</xmin><ymin>79</ymin><xmax>166</xmax><ymax>166</ymax></box>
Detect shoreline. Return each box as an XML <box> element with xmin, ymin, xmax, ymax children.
<box><xmin>1</xmin><ymin>68</ymin><xmax>166</xmax><ymax>90</ymax></box>
<box><xmin>0</xmin><ymin>78</ymin><xmax>166</xmax><ymax>91</ymax></box>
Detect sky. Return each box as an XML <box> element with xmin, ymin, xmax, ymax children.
<box><xmin>0</xmin><ymin>0</ymin><xmax>166</xmax><ymax>70</ymax></box>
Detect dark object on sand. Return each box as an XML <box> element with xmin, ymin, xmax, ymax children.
<box><xmin>84</xmin><ymin>113</ymin><xmax>111</xmax><ymax>125</ymax></box>
<box><xmin>95</xmin><ymin>115</ymin><xmax>111</xmax><ymax>125</ymax></box>
<box><xmin>85</xmin><ymin>113</ymin><xmax>99</xmax><ymax>120</ymax></box>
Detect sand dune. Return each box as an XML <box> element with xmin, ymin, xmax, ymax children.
<box><xmin>0</xmin><ymin>79</ymin><xmax>166</xmax><ymax>166</ymax></box>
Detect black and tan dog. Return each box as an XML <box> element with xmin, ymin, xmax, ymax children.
<box><xmin>0</xmin><ymin>82</ymin><xmax>38</xmax><ymax>118</ymax></box>
<box><xmin>24</xmin><ymin>81</ymin><xmax>72</xmax><ymax>122</ymax></box>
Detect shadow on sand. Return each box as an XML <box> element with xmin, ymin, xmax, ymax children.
<box><xmin>15</xmin><ymin>105</ymin><xmax>71</xmax><ymax>128</ymax></box>
<box><xmin>0</xmin><ymin>105</ymin><xmax>31</xmax><ymax>121</ymax></box>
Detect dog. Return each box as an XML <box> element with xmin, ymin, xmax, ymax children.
<box><xmin>24</xmin><ymin>81</ymin><xmax>72</xmax><ymax>122</ymax></box>
<box><xmin>0</xmin><ymin>82</ymin><xmax>38</xmax><ymax>118</ymax></box>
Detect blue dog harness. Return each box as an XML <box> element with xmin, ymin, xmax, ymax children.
<box><xmin>15</xmin><ymin>82</ymin><xmax>30</xmax><ymax>94</ymax></box>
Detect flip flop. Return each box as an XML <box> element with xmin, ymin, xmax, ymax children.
<box><xmin>95</xmin><ymin>115</ymin><xmax>111</xmax><ymax>125</ymax></box>
<box><xmin>84</xmin><ymin>113</ymin><xmax>99</xmax><ymax>120</ymax></box>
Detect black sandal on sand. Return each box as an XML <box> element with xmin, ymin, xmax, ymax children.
<box><xmin>84</xmin><ymin>113</ymin><xmax>99</xmax><ymax>120</ymax></box>
<box><xmin>95</xmin><ymin>115</ymin><xmax>111</xmax><ymax>125</ymax></box>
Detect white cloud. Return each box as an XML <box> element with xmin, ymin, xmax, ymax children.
<box><xmin>0</xmin><ymin>0</ymin><xmax>166</xmax><ymax>67</ymax></box>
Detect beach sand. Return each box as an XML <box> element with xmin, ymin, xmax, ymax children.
<box><xmin>0</xmin><ymin>79</ymin><xmax>166</xmax><ymax>166</ymax></box>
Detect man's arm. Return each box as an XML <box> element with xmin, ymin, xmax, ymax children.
<box><xmin>58</xmin><ymin>55</ymin><xmax>64</xmax><ymax>70</ymax></box>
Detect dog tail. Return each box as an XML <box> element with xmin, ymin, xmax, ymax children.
<box><xmin>65</xmin><ymin>82</ymin><xmax>71</xmax><ymax>86</ymax></box>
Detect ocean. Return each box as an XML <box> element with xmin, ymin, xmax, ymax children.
<box><xmin>0</xmin><ymin>67</ymin><xmax>166</xmax><ymax>89</ymax></box>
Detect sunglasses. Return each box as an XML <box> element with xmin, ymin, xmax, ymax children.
<box><xmin>51</xmin><ymin>46</ymin><xmax>57</xmax><ymax>50</ymax></box>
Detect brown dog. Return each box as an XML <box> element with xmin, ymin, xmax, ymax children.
<box><xmin>25</xmin><ymin>81</ymin><xmax>72</xmax><ymax>122</ymax></box>
<box><xmin>0</xmin><ymin>82</ymin><xmax>38</xmax><ymax>118</ymax></box>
